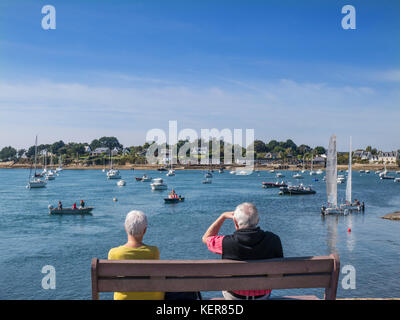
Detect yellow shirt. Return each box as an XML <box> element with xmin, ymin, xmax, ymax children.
<box><xmin>107</xmin><ymin>244</ymin><xmax>164</xmax><ymax>300</ymax></box>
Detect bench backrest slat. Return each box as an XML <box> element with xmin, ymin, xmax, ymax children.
<box><xmin>91</xmin><ymin>254</ymin><xmax>340</xmax><ymax>300</ymax></box>
<box><xmin>97</xmin><ymin>257</ymin><xmax>333</xmax><ymax>277</ymax></box>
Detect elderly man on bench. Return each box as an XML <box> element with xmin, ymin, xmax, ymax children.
<box><xmin>202</xmin><ymin>202</ymin><xmax>283</xmax><ymax>300</ymax></box>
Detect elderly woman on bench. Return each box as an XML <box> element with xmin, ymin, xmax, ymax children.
<box><xmin>108</xmin><ymin>210</ymin><xmax>164</xmax><ymax>300</ymax></box>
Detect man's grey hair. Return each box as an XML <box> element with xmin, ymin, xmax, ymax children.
<box><xmin>125</xmin><ymin>210</ymin><xmax>148</xmax><ymax>237</ymax></box>
<box><xmin>233</xmin><ymin>202</ymin><xmax>259</xmax><ymax>228</ymax></box>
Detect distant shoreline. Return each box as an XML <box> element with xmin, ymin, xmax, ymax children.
<box><xmin>0</xmin><ymin>162</ymin><xmax>398</xmax><ymax>171</ymax></box>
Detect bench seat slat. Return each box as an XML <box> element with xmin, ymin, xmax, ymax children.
<box><xmin>97</xmin><ymin>257</ymin><xmax>333</xmax><ymax>277</ymax></box>
<box><xmin>97</xmin><ymin>274</ymin><xmax>331</xmax><ymax>292</ymax></box>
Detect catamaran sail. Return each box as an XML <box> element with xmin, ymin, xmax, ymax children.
<box><xmin>345</xmin><ymin>137</ymin><xmax>352</xmax><ymax>204</ymax></box>
<box><xmin>326</xmin><ymin>134</ymin><xmax>337</xmax><ymax>207</ymax></box>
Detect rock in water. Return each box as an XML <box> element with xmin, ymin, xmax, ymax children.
<box><xmin>381</xmin><ymin>211</ymin><xmax>400</xmax><ymax>221</ymax></box>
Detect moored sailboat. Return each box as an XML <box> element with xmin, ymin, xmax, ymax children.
<box><xmin>27</xmin><ymin>135</ymin><xmax>47</xmax><ymax>189</ymax></box>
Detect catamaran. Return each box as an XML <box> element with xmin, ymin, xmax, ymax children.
<box><xmin>27</xmin><ymin>136</ymin><xmax>47</xmax><ymax>189</ymax></box>
<box><xmin>339</xmin><ymin>137</ymin><xmax>363</xmax><ymax>213</ymax></box>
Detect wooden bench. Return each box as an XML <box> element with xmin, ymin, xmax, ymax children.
<box><xmin>91</xmin><ymin>254</ymin><xmax>339</xmax><ymax>300</ymax></box>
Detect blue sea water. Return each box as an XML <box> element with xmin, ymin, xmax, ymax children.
<box><xmin>0</xmin><ymin>168</ymin><xmax>399</xmax><ymax>299</ymax></box>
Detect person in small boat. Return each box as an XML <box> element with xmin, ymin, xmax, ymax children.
<box><xmin>58</xmin><ymin>201</ymin><xmax>63</xmax><ymax>210</ymax></box>
<box><xmin>354</xmin><ymin>199</ymin><xmax>360</xmax><ymax>206</ymax></box>
<box><xmin>169</xmin><ymin>189</ymin><xmax>177</xmax><ymax>199</ymax></box>
<box><xmin>72</xmin><ymin>203</ymin><xmax>77</xmax><ymax>210</ymax></box>
<box><xmin>80</xmin><ymin>200</ymin><xmax>85</xmax><ymax>209</ymax></box>
<box><xmin>108</xmin><ymin>210</ymin><xmax>163</xmax><ymax>300</ymax></box>
<box><xmin>202</xmin><ymin>202</ymin><xmax>283</xmax><ymax>300</ymax></box>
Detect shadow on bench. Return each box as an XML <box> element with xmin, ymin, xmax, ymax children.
<box><xmin>91</xmin><ymin>254</ymin><xmax>339</xmax><ymax>300</ymax></box>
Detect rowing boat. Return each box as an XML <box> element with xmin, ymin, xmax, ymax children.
<box><xmin>164</xmin><ymin>198</ymin><xmax>185</xmax><ymax>203</ymax></box>
<box><xmin>49</xmin><ymin>207</ymin><xmax>94</xmax><ymax>215</ymax></box>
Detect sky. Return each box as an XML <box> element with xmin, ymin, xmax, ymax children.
<box><xmin>0</xmin><ymin>0</ymin><xmax>399</xmax><ymax>151</ymax></box>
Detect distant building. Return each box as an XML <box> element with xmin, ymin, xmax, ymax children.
<box><xmin>312</xmin><ymin>156</ymin><xmax>326</xmax><ymax>165</ymax></box>
<box><xmin>91</xmin><ymin>147</ymin><xmax>110</xmax><ymax>155</ymax></box>
<box><xmin>84</xmin><ymin>146</ymin><xmax>91</xmax><ymax>153</ymax></box>
<box><xmin>264</xmin><ymin>153</ymin><xmax>278</xmax><ymax>160</ymax></box>
<box><xmin>191</xmin><ymin>147</ymin><xmax>208</xmax><ymax>155</ymax></box>
<box><xmin>111</xmin><ymin>147</ymin><xmax>121</xmax><ymax>156</ymax></box>
<box><xmin>122</xmin><ymin>148</ymin><xmax>130</xmax><ymax>155</ymax></box>
<box><xmin>378</xmin><ymin>151</ymin><xmax>399</xmax><ymax>163</ymax></box>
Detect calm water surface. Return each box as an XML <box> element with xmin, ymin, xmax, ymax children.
<box><xmin>0</xmin><ymin>169</ymin><xmax>399</xmax><ymax>299</ymax></box>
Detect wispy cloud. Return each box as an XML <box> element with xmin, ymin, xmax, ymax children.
<box><xmin>0</xmin><ymin>76</ymin><xmax>398</xmax><ymax>150</ymax></box>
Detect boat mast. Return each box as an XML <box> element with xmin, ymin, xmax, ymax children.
<box><xmin>345</xmin><ymin>136</ymin><xmax>352</xmax><ymax>204</ymax></box>
<box><xmin>34</xmin><ymin>135</ymin><xmax>38</xmax><ymax>175</ymax></box>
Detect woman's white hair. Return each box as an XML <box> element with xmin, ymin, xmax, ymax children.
<box><xmin>233</xmin><ymin>202</ymin><xmax>259</xmax><ymax>228</ymax></box>
<box><xmin>125</xmin><ymin>210</ymin><xmax>148</xmax><ymax>237</ymax></box>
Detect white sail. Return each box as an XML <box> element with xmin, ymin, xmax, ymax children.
<box><xmin>326</xmin><ymin>134</ymin><xmax>337</xmax><ymax>207</ymax></box>
<box><xmin>345</xmin><ymin>137</ymin><xmax>352</xmax><ymax>204</ymax></box>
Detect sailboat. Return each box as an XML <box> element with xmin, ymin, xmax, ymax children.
<box><xmin>27</xmin><ymin>135</ymin><xmax>47</xmax><ymax>189</ymax></box>
<box><xmin>166</xmin><ymin>159</ymin><xmax>175</xmax><ymax>176</ymax></box>
<box><xmin>107</xmin><ymin>151</ymin><xmax>121</xmax><ymax>179</ymax></box>
<box><xmin>56</xmin><ymin>155</ymin><xmax>63</xmax><ymax>172</ymax></box>
<box><xmin>46</xmin><ymin>154</ymin><xmax>56</xmax><ymax>180</ymax></box>
<box><xmin>321</xmin><ymin>135</ymin><xmax>340</xmax><ymax>215</ymax></box>
<box><xmin>309</xmin><ymin>151</ymin><xmax>316</xmax><ymax>175</ymax></box>
<box><xmin>339</xmin><ymin>137</ymin><xmax>362</xmax><ymax>213</ymax></box>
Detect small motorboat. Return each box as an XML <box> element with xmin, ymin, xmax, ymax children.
<box><xmin>150</xmin><ymin>178</ymin><xmax>168</xmax><ymax>190</ymax></box>
<box><xmin>202</xmin><ymin>178</ymin><xmax>212</xmax><ymax>184</ymax></box>
<box><xmin>164</xmin><ymin>197</ymin><xmax>185</xmax><ymax>203</ymax></box>
<box><xmin>269</xmin><ymin>169</ymin><xmax>275</xmax><ymax>173</ymax></box>
<box><xmin>117</xmin><ymin>180</ymin><xmax>126</xmax><ymax>186</ymax></box>
<box><xmin>49</xmin><ymin>206</ymin><xmax>94</xmax><ymax>215</ymax></box>
<box><xmin>312</xmin><ymin>178</ymin><xmax>319</xmax><ymax>182</ymax></box>
<box><xmin>229</xmin><ymin>170</ymin><xmax>236</xmax><ymax>174</ymax></box>
<box><xmin>394</xmin><ymin>178</ymin><xmax>400</xmax><ymax>183</ymax></box>
<box><xmin>218</xmin><ymin>168</ymin><xmax>224</xmax><ymax>173</ymax></box>
<box><xmin>365</xmin><ymin>170</ymin><xmax>370</xmax><ymax>174</ymax></box>
<box><xmin>293</xmin><ymin>173</ymin><xmax>303</xmax><ymax>179</ymax></box>
<box><xmin>276</xmin><ymin>172</ymin><xmax>285</xmax><ymax>178</ymax></box>
<box><xmin>396</xmin><ymin>171</ymin><xmax>400</xmax><ymax>175</ymax></box>
<box><xmin>141</xmin><ymin>174</ymin><xmax>152</xmax><ymax>182</ymax></box>
<box><xmin>135</xmin><ymin>177</ymin><xmax>143</xmax><ymax>181</ymax></box>
<box><xmin>45</xmin><ymin>170</ymin><xmax>56</xmax><ymax>181</ymax></box>
<box><xmin>262</xmin><ymin>181</ymin><xmax>287</xmax><ymax>188</ymax></box>
<box><xmin>157</xmin><ymin>167</ymin><xmax>168</xmax><ymax>172</ymax></box>
<box><xmin>166</xmin><ymin>169</ymin><xmax>175</xmax><ymax>176</ymax></box>
<box><xmin>236</xmin><ymin>170</ymin><xmax>251</xmax><ymax>176</ymax></box>
<box><xmin>337</xmin><ymin>175</ymin><xmax>346</xmax><ymax>184</ymax></box>
<box><xmin>381</xmin><ymin>175</ymin><xmax>395</xmax><ymax>180</ymax></box>
<box><xmin>316</xmin><ymin>169</ymin><xmax>323</xmax><ymax>175</ymax></box>
<box><xmin>279</xmin><ymin>184</ymin><xmax>316</xmax><ymax>195</ymax></box>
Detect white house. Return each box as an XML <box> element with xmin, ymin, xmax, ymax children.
<box><xmin>378</xmin><ymin>151</ymin><xmax>399</xmax><ymax>163</ymax></box>
<box><xmin>91</xmin><ymin>147</ymin><xmax>110</xmax><ymax>155</ymax></box>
